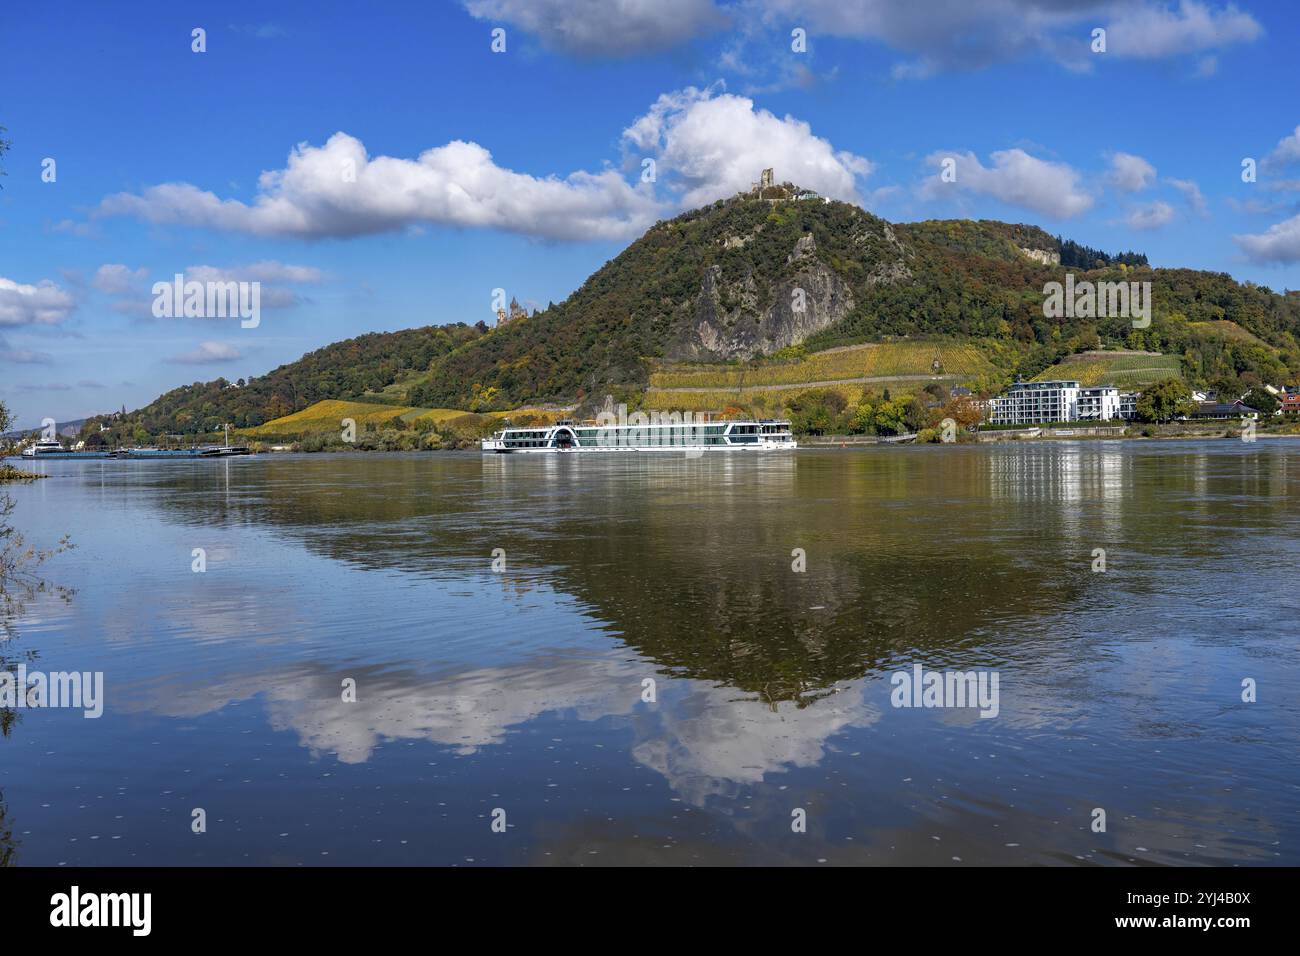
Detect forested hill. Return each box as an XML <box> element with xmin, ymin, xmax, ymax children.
<box><xmin>125</xmin><ymin>324</ymin><xmax>484</xmax><ymax>435</ymax></box>
<box><xmin>110</xmin><ymin>188</ymin><xmax>1300</xmax><ymax>436</ymax></box>
<box><xmin>406</xmin><ymin>198</ymin><xmax>1299</xmax><ymax>409</ymax></box>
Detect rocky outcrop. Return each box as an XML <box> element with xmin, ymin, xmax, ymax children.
<box><xmin>1020</xmin><ymin>246</ymin><xmax>1061</xmax><ymax>266</ymax></box>
<box><xmin>669</xmin><ymin>258</ymin><xmax>856</xmax><ymax>360</ymax></box>
<box><xmin>667</xmin><ymin>221</ymin><xmax>905</xmax><ymax>361</ymax></box>
<box><xmin>787</xmin><ymin>233</ymin><xmax>817</xmax><ymax>264</ymax></box>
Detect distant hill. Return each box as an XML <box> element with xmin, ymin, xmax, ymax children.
<box><xmin>100</xmin><ymin>324</ymin><xmax>484</xmax><ymax>441</ymax></box>
<box><xmin>101</xmin><ymin>187</ymin><xmax>1300</xmax><ymax>441</ymax></box>
<box><xmin>4</xmin><ymin>418</ymin><xmax>91</xmax><ymax>440</ymax></box>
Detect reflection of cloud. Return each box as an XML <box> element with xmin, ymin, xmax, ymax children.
<box><xmin>125</xmin><ymin>653</ymin><xmax>880</xmax><ymax>802</ymax></box>
<box><xmin>264</xmin><ymin>659</ymin><xmax>640</xmax><ymax>762</ymax></box>
<box><xmin>633</xmin><ymin>681</ymin><xmax>879</xmax><ymax>805</ymax></box>
<box><xmin>129</xmin><ymin>657</ymin><xmax>639</xmax><ymax>761</ymax></box>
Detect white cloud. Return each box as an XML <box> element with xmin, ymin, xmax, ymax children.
<box><xmin>97</xmin><ymin>261</ymin><xmax>324</xmax><ymax>316</ymax></box>
<box><xmin>0</xmin><ymin>349</ymin><xmax>55</xmax><ymax>365</ymax></box>
<box><xmin>1235</xmin><ymin>213</ymin><xmax>1300</xmax><ymax>264</ymax></box>
<box><xmin>1107</xmin><ymin>152</ymin><xmax>1157</xmax><ymax>192</ymax></box>
<box><xmin>0</xmin><ymin>277</ymin><xmax>76</xmax><ymax>327</ymax></box>
<box><xmin>756</xmin><ymin>0</ymin><xmax>1088</xmax><ymax>74</ymax></box>
<box><xmin>169</xmin><ymin>341</ymin><xmax>245</xmax><ymax>364</ymax></box>
<box><xmin>922</xmin><ymin>149</ymin><xmax>1093</xmax><ymax>219</ymax></box>
<box><xmin>1262</xmin><ymin>125</ymin><xmax>1300</xmax><ymax>173</ymax></box>
<box><xmin>623</xmin><ymin>86</ymin><xmax>873</xmax><ymax>207</ymax></box>
<box><xmin>753</xmin><ymin>0</ymin><xmax>1260</xmax><ymax>76</ymax></box>
<box><xmin>1226</xmin><ymin>195</ymin><xmax>1293</xmax><ymax>216</ymax></box>
<box><xmin>1167</xmin><ymin>177</ymin><xmax>1207</xmax><ymax>214</ymax></box>
<box><xmin>1103</xmin><ymin>0</ymin><xmax>1262</xmax><ymax>59</ymax></box>
<box><xmin>239</xmin><ymin>261</ymin><xmax>325</xmax><ymax>284</ymax></box>
<box><xmin>1124</xmin><ymin>200</ymin><xmax>1176</xmax><ymax>230</ymax></box>
<box><xmin>462</xmin><ymin>0</ymin><xmax>727</xmax><ymax>56</ymax></box>
<box><xmin>93</xmin><ymin>263</ymin><xmax>149</xmax><ymax>295</ymax></box>
<box><xmin>185</xmin><ymin>262</ymin><xmax>325</xmax><ymax>309</ymax></box>
<box><xmin>97</xmin><ymin>132</ymin><xmax>662</xmax><ymax>242</ymax></box>
<box><xmin>458</xmin><ymin>0</ymin><xmax>1261</xmax><ymax>75</ymax></box>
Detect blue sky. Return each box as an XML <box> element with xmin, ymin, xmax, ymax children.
<box><xmin>3</xmin><ymin>0</ymin><xmax>1300</xmax><ymax>428</ymax></box>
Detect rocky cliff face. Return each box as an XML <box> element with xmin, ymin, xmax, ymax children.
<box><xmin>666</xmin><ymin>209</ymin><xmax>910</xmax><ymax>361</ymax></box>
<box><xmin>1020</xmin><ymin>246</ymin><xmax>1062</xmax><ymax>266</ymax></box>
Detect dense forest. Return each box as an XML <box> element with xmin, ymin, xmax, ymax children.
<box><xmin>809</xmin><ymin>220</ymin><xmax>1300</xmax><ymax>389</ymax></box>
<box><xmin>1057</xmin><ymin>236</ymin><xmax>1147</xmax><ymax>269</ymax></box>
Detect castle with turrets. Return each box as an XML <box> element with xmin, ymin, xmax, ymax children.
<box><xmin>739</xmin><ymin>168</ymin><xmax>822</xmax><ymax>203</ymax></box>
<box><xmin>495</xmin><ymin>295</ymin><xmax>529</xmax><ymax>327</ymax></box>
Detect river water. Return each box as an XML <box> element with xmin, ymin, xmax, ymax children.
<box><xmin>1</xmin><ymin>442</ymin><xmax>1296</xmax><ymax>865</ymax></box>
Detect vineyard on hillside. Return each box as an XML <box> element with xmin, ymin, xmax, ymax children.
<box><xmin>1031</xmin><ymin>352</ymin><xmax>1182</xmax><ymax>387</ymax></box>
<box><xmin>643</xmin><ymin>380</ymin><xmax>932</xmax><ymax>413</ymax></box>
<box><xmin>650</xmin><ymin>341</ymin><xmax>995</xmax><ymax>389</ymax></box>
<box><xmin>242</xmin><ymin>400</ymin><xmax>472</xmax><ymax>438</ymax></box>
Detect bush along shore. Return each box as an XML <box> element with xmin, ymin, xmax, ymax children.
<box><xmin>0</xmin><ymin>465</ymin><xmax>45</xmax><ymax>482</ymax></box>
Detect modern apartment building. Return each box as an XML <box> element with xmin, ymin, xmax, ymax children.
<box><xmin>988</xmin><ymin>380</ymin><xmax>1126</xmax><ymax>425</ymax></box>
<box><xmin>1077</xmin><ymin>386</ymin><xmax>1122</xmax><ymax>421</ymax></box>
<box><xmin>1118</xmin><ymin>392</ymin><xmax>1138</xmax><ymax>420</ymax></box>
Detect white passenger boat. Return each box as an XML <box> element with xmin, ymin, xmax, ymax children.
<box><xmin>21</xmin><ymin>437</ymin><xmax>67</xmax><ymax>457</ymax></box>
<box><xmin>482</xmin><ymin>418</ymin><xmax>796</xmax><ymax>453</ymax></box>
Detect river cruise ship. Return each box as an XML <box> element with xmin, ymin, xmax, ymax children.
<box><xmin>482</xmin><ymin>418</ymin><xmax>796</xmax><ymax>453</ymax></box>
<box><xmin>19</xmin><ymin>438</ymin><xmax>114</xmax><ymax>459</ymax></box>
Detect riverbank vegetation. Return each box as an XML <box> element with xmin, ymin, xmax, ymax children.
<box><xmin>0</xmin><ymin>402</ymin><xmax>74</xmax><ymax>641</ymax></box>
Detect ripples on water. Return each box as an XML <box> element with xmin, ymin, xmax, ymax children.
<box><xmin>0</xmin><ymin>442</ymin><xmax>1296</xmax><ymax>865</ymax></box>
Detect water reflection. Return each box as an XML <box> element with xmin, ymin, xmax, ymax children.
<box><xmin>120</xmin><ymin>655</ymin><xmax>880</xmax><ymax>803</ymax></box>
<box><xmin>135</xmin><ymin>451</ymin><xmax>1106</xmax><ymax>695</ymax></box>
<box><xmin>2</xmin><ymin>443</ymin><xmax>1297</xmax><ymax>863</ymax></box>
